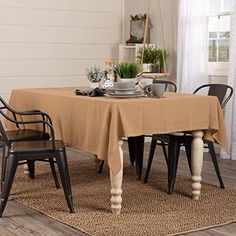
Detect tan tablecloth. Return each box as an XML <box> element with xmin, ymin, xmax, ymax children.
<box><xmin>8</xmin><ymin>87</ymin><xmax>228</xmax><ymax>175</ymax></box>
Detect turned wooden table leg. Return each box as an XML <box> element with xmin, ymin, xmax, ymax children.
<box><xmin>110</xmin><ymin>140</ymin><xmax>123</xmax><ymax>214</ymax></box>
<box><xmin>191</xmin><ymin>130</ymin><xmax>204</xmax><ymax>200</ymax></box>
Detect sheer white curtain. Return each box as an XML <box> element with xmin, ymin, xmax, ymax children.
<box><xmin>177</xmin><ymin>0</ymin><xmax>209</xmax><ymax>93</ymax></box>
<box><xmin>221</xmin><ymin>2</ymin><xmax>236</xmax><ymax>160</ymax></box>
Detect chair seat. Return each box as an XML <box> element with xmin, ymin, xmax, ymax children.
<box><xmin>153</xmin><ymin>133</ymin><xmax>191</xmax><ymax>143</ymax></box>
<box><xmin>6</xmin><ymin>129</ymin><xmax>50</xmax><ymax>142</ymax></box>
<box><xmin>10</xmin><ymin>140</ymin><xmax>65</xmax><ymax>154</ymax></box>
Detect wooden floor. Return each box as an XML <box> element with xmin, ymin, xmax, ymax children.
<box><xmin>0</xmin><ymin>143</ymin><xmax>236</xmax><ymax>236</ymax></box>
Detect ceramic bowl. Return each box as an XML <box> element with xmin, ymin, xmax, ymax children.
<box><xmin>113</xmin><ymin>81</ymin><xmax>135</xmax><ymax>90</ymax></box>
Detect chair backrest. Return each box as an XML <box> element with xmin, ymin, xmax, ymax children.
<box><xmin>193</xmin><ymin>84</ymin><xmax>233</xmax><ymax>109</ymax></box>
<box><xmin>153</xmin><ymin>80</ymin><xmax>177</xmax><ymax>92</ymax></box>
<box><xmin>0</xmin><ymin>113</ymin><xmax>56</xmax><ymax>150</ymax></box>
<box><xmin>0</xmin><ymin>96</ymin><xmax>50</xmax><ymax>134</ymax></box>
<box><xmin>0</xmin><ymin>96</ymin><xmax>21</xmax><ymax>129</ymax></box>
<box><xmin>0</xmin><ymin>96</ymin><xmax>13</xmax><ymax>116</ymax></box>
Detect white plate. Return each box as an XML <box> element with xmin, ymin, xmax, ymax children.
<box><xmin>105</xmin><ymin>91</ymin><xmax>145</xmax><ymax>98</ymax></box>
<box><xmin>108</xmin><ymin>87</ymin><xmax>136</xmax><ymax>93</ymax></box>
<box><xmin>108</xmin><ymin>87</ymin><xmax>136</xmax><ymax>91</ymax></box>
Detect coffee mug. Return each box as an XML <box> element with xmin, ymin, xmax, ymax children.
<box><xmin>145</xmin><ymin>84</ymin><xmax>165</xmax><ymax>98</ymax></box>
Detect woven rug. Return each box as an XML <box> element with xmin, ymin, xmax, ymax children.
<box><xmin>10</xmin><ymin>159</ymin><xmax>236</xmax><ymax>236</ymax></box>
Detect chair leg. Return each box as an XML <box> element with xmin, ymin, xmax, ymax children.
<box><xmin>56</xmin><ymin>150</ymin><xmax>74</xmax><ymax>213</ymax></box>
<box><xmin>144</xmin><ymin>137</ymin><xmax>157</xmax><ymax>183</ymax></box>
<box><xmin>27</xmin><ymin>160</ymin><xmax>35</xmax><ymax>179</ymax></box>
<box><xmin>135</xmin><ymin>136</ymin><xmax>144</xmax><ymax>180</ymax></box>
<box><xmin>1</xmin><ymin>146</ymin><xmax>8</xmax><ymax>191</ymax></box>
<box><xmin>49</xmin><ymin>158</ymin><xmax>60</xmax><ymax>189</ymax></box>
<box><xmin>167</xmin><ymin>140</ymin><xmax>180</xmax><ymax>194</ymax></box>
<box><xmin>127</xmin><ymin>136</ymin><xmax>145</xmax><ymax>172</ymax></box>
<box><xmin>98</xmin><ymin>160</ymin><xmax>105</xmax><ymax>173</ymax></box>
<box><xmin>161</xmin><ymin>141</ymin><xmax>168</xmax><ymax>165</ymax></box>
<box><xmin>127</xmin><ymin>136</ymin><xmax>144</xmax><ymax>179</ymax></box>
<box><xmin>127</xmin><ymin>137</ymin><xmax>137</xmax><ymax>166</ymax></box>
<box><xmin>0</xmin><ymin>154</ymin><xmax>18</xmax><ymax>217</ymax></box>
<box><xmin>207</xmin><ymin>142</ymin><xmax>225</xmax><ymax>189</ymax></box>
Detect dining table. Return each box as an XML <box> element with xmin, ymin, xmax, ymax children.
<box><xmin>8</xmin><ymin>87</ymin><xmax>228</xmax><ymax>215</ymax></box>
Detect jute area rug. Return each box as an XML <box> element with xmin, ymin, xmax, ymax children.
<box><xmin>10</xmin><ymin>159</ymin><xmax>236</xmax><ymax>236</ymax></box>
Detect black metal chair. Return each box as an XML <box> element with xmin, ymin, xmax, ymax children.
<box><xmin>0</xmin><ymin>117</ymin><xmax>74</xmax><ymax>217</ymax></box>
<box><xmin>152</xmin><ymin>79</ymin><xmax>177</xmax><ymax>92</ymax></box>
<box><xmin>0</xmin><ymin>96</ymin><xmax>60</xmax><ymax>188</ymax></box>
<box><xmin>99</xmin><ymin>80</ymin><xmax>177</xmax><ymax>179</ymax></box>
<box><xmin>144</xmin><ymin>84</ymin><xmax>234</xmax><ymax>193</ymax></box>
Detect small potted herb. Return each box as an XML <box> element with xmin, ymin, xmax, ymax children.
<box><xmin>86</xmin><ymin>65</ymin><xmax>103</xmax><ymax>88</ymax></box>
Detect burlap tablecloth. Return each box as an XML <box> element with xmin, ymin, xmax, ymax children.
<box><xmin>8</xmin><ymin>87</ymin><xmax>228</xmax><ymax>175</ymax></box>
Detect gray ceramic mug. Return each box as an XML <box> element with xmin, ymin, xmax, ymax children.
<box><xmin>145</xmin><ymin>84</ymin><xmax>165</xmax><ymax>98</ymax></box>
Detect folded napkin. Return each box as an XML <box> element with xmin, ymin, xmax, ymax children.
<box><xmin>75</xmin><ymin>87</ymin><xmax>106</xmax><ymax>97</ymax></box>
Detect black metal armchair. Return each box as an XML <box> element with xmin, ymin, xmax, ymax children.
<box><xmin>0</xmin><ymin>96</ymin><xmax>60</xmax><ymax>188</ymax></box>
<box><xmin>0</xmin><ymin>116</ymin><xmax>74</xmax><ymax>217</ymax></box>
<box><xmin>144</xmin><ymin>84</ymin><xmax>234</xmax><ymax>193</ymax></box>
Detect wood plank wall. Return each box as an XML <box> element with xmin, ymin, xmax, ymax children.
<box><xmin>0</xmin><ymin>0</ymin><xmax>123</xmax><ymax>101</ymax></box>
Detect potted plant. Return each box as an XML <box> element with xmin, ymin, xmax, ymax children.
<box><xmin>86</xmin><ymin>65</ymin><xmax>103</xmax><ymax>88</ymax></box>
<box><xmin>113</xmin><ymin>61</ymin><xmax>142</xmax><ymax>83</ymax></box>
<box><xmin>151</xmin><ymin>62</ymin><xmax>160</xmax><ymax>73</ymax></box>
<box><xmin>137</xmin><ymin>46</ymin><xmax>161</xmax><ymax>72</ymax></box>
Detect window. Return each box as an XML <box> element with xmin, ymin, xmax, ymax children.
<box><xmin>208</xmin><ymin>0</ymin><xmax>233</xmax><ymax>62</ymax></box>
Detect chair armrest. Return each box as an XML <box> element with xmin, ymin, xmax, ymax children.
<box><xmin>1</xmin><ymin>109</ymin><xmax>53</xmax><ymax>137</ymax></box>
<box><xmin>16</xmin><ymin>110</ymin><xmax>52</xmax><ymax>124</ymax></box>
<box><xmin>3</xmin><ymin>113</ymin><xmax>55</xmax><ymax>143</ymax></box>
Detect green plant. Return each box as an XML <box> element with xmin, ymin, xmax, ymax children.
<box><xmin>126</xmin><ymin>35</ymin><xmax>143</xmax><ymax>44</ymax></box>
<box><xmin>137</xmin><ymin>46</ymin><xmax>161</xmax><ymax>64</ymax></box>
<box><xmin>151</xmin><ymin>62</ymin><xmax>160</xmax><ymax>73</ymax></box>
<box><xmin>113</xmin><ymin>62</ymin><xmax>142</xmax><ymax>78</ymax></box>
<box><xmin>130</xmin><ymin>13</ymin><xmax>147</xmax><ymax>21</ymax></box>
<box><xmin>86</xmin><ymin>65</ymin><xmax>103</xmax><ymax>83</ymax></box>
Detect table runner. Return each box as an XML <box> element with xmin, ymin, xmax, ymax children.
<box><xmin>8</xmin><ymin>87</ymin><xmax>228</xmax><ymax>175</ymax></box>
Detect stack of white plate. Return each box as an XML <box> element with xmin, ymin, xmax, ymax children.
<box><xmin>108</xmin><ymin>87</ymin><xmax>136</xmax><ymax>95</ymax></box>
<box><xmin>106</xmin><ymin>82</ymin><xmax>143</xmax><ymax>97</ymax></box>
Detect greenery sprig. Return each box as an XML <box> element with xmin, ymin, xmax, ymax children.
<box><xmin>137</xmin><ymin>46</ymin><xmax>162</xmax><ymax>64</ymax></box>
<box><xmin>86</xmin><ymin>65</ymin><xmax>103</xmax><ymax>83</ymax></box>
<box><xmin>130</xmin><ymin>13</ymin><xmax>147</xmax><ymax>21</ymax></box>
<box><xmin>113</xmin><ymin>62</ymin><xmax>142</xmax><ymax>78</ymax></box>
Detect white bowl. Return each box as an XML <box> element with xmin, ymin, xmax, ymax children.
<box><xmin>113</xmin><ymin>81</ymin><xmax>135</xmax><ymax>90</ymax></box>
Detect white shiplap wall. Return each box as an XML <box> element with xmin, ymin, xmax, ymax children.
<box><xmin>0</xmin><ymin>0</ymin><xmax>123</xmax><ymax>100</ymax></box>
